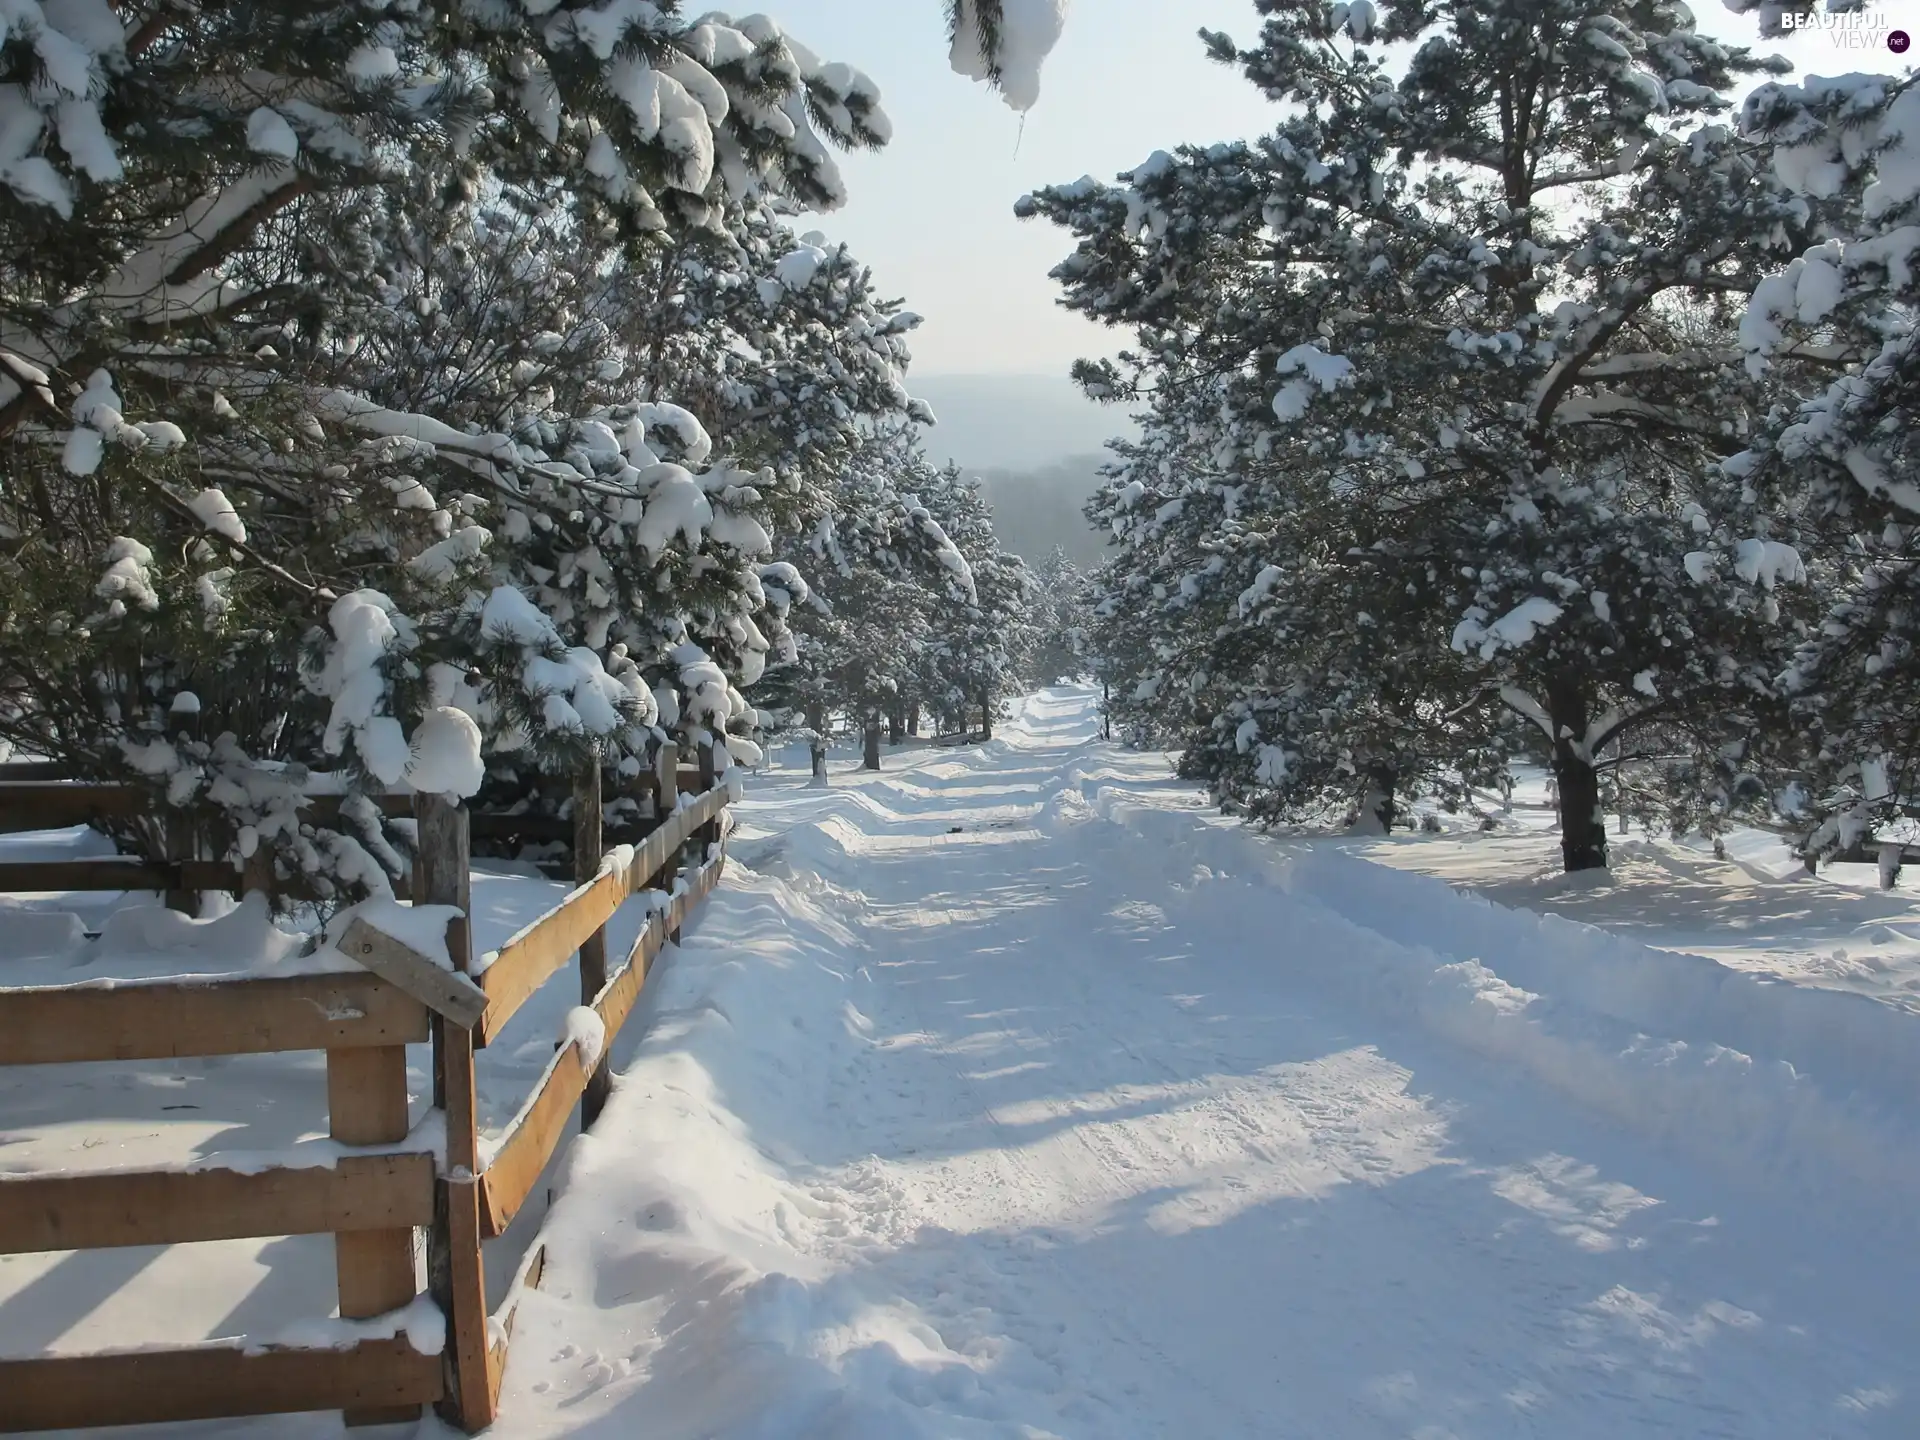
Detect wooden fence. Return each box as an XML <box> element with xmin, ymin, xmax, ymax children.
<box><xmin>0</xmin><ymin>755</ymin><xmax>712</xmax><ymax>904</ymax></box>
<box><xmin>0</xmin><ymin>746</ymin><xmax>734</xmax><ymax>1433</ymax></box>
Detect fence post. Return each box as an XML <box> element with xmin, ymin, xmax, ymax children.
<box><xmin>332</xmin><ymin>791</ymin><xmax>418</xmax><ymax>1436</ymax></box>
<box><xmin>417</xmin><ymin>794</ymin><xmax>494</xmax><ymax>1432</ymax></box>
<box><xmin>162</xmin><ymin>703</ymin><xmax>202</xmax><ymax>914</ymax></box>
<box><xmin>326</xmin><ymin>1041</ymin><xmax>417</xmax><ymax>1426</ymax></box>
<box><xmin>574</xmin><ymin>759</ymin><xmax>611</xmax><ymax>1129</ymax></box>
<box><xmin>656</xmin><ymin>741</ymin><xmax>682</xmax><ymax>946</ymax></box>
<box><xmin>242</xmin><ymin>842</ymin><xmax>274</xmax><ymax>901</ymax></box>
<box><xmin>697</xmin><ymin>737</ymin><xmax>719</xmax><ymax>860</ymax></box>
<box><xmin>163</xmin><ymin>807</ymin><xmax>196</xmax><ymax>915</ymax></box>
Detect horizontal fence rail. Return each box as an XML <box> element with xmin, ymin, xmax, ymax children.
<box><xmin>475</xmin><ymin>787</ymin><xmax>728</xmax><ymax>1047</ymax></box>
<box><xmin>0</xmin><ymin>973</ymin><xmax>430</xmax><ymax>1066</ymax></box>
<box><xmin>1</xmin><ymin>1339</ymin><xmax>446</xmax><ymax>1433</ymax></box>
<box><xmin>480</xmin><ymin>845</ymin><xmax>725</xmax><ymax>1239</ymax></box>
<box><xmin>0</xmin><ymin>1155</ymin><xmax>436</xmax><ymax>1254</ymax></box>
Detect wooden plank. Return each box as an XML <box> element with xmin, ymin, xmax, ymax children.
<box><xmin>627</xmin><ymin>814</ymin><xmax>685</xmax><ymax>895</ymax></box>
<box><xmin>467</xmin><ymin>813</ymin><xmax>571</xmax><ymax>842</ymax></box>
<box><xmin>0</xmin><ymin>974</ymin><xmax>428</xmax><ymax>1066</ymax></box>
<box><xmin>468</xmin><ymin>811</ymin><xmax>677</xmax><ymax>844</ymax></box>
<box><xmin>243</xmin><ymin>841</ymin><xmax>275</xmax><ymax>898</ymax></box>
<box><xmin>337</xmin><ymin>917</ymin><xmax>488</xmax><ymax>1028</ymax></box>
<box><xmin>486</xmin><ymin>1243</ymin><xmax>548</xmax><ymax>1411</ymax></box>
<box><xmin>194</xmin><ymin>859</ymin><xmax>324</xmax><ymax>902</ymax></box>
<box><xmin>0</xmin><ymin>762</ymin><xmax>74</xmax><ymax>781</ymax></box>
<box><xmin>0</xmin><ymin>1155</ymin><xmax>434</xmax><ymax>1255</ymax></box>
<box><xmin>480</xmin><ymin>847</ymin><xmax>730</xmax><ymax>1242</ymax></box>
<box><xmin>477</xmin><ymin>1041</ymin><xmax>588</xmax><ymax>1242</ymax></box>
<box><xmin>328</xmin><ymin>1046</ymin><xmax>420</xmax><ymax>1427</ymax></box>
<box><xmin>602</xmin><ymin>914</ymin><xmax>667</xmax><ymax>1053</ymax></box>
<box><xmin>0</xmin><ymin>857</ymin><xmax>319</xmax><ymax>899</ymax></box>
<box><xmin>604</xmin><ymin>849</ymin><xmax>728</xmax><ymax>1044</ymax></box>
<box><xmin>493</xmin><ymin>1242</ymin><xmax>549</xmax><ymax>1333</ymax></box>
<box><xmin>665</xmin><ymin>850</ymin><xmax>726</xmax><ymax>942</ymax></box>
<box><xmin>473</xmin><ymin>865</ymin><xmax>630</xmax><ymax>1047</ymax></box>
<box><xmin>0</xmin><ymin>858</ymin><xmax>176</xmax><ymax>891</ymax></box>
<box><xmin>0</xmin><ymin>789</ymin><xmax>411</xmax><ymax>838</ymax></box>
<box><xmin>576</xmin><ymin>763</ymin><xmax>612</xmax><ymax>1129</ymax></box>
<box><xmin>0</xmin><ymin>784</ymin><xmax>143</xmax><ymax>833</ymax></box>
<box><xmin>657</xmin><ymin>744</ymin><xmax>680</xmax><ymax>813</ymax></box>
<box><xmin>0</xmin><ymin>1338</ymin><xmax>443</xmax><ymax>1432</ymax></box>
<box><xmin>440</xmin><ymin>1171</ymin><xmax>495</xmax><ymax>1431</ymax></box>
<box><xmin>468</xmin><ymin>791</ymin><xmax>723</xmax><ymax>1049</ymax></box>
<box><xmin>417</xmin><ymin>795</ymin><xmax>494</xmax><ymax>1433</ymax></box>
<box><xmin>326</xmin><ymin>1045</ymin><xmax>413</xmax><ymax>1164</ymax></box>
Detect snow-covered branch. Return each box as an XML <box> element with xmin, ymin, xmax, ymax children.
<box><xmin>1498</xmin><ymin>686</ymin><xmax>1556</xmax><ymax>742</ymax></box>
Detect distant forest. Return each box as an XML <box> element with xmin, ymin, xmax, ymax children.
<box><xmin>970</xmin><ymin>455</ymin><xmax>1109</xmax><ymax>567</ymax></box>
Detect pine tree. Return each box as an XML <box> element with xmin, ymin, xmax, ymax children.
<box><xmin>1731</xmin><ymin>69</ymin><xmax>1920</xmax><ymax>861</ymax></box>
<box><xmin>915</xmin><ymin>464</ymin><xmax>1037</xmax><ymax>738</ymax></box>
<box><xmin>0</xmin><ymin>4</ymin><xmax>905</xmax><ymax>895</ymax></box>
<box><xmin>1023</xmin><ymin>0</ymin><xmax>1844</xmax><ymax>869</ymax></box>
<box><xmin>1028</xmin><ymin>545</ymin><xmax>1091</xmax><ymax>684</ymax></box>
<box><xmin>752</xmin><ymin>428</ymin><xmax>977</xmax><ymax>772</ymax></box>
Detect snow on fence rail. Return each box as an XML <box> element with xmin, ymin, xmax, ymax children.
<box><xmin>0</xmin><ymin>744</ymin><xmax>734</xmax><ymax>1434</ymax></box>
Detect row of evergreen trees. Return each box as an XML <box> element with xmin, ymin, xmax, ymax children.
<box><xmin>755</xmin><ymin>445</ymin><xmax>1096</xmax><ymax>775</ymax></box>
<box><xmin>0</xmin><ymin>1</ymin><xmax>1063</xmax><ymax>898</ymax></box>
<box><xmin>1033</xmin><ymin>0</ymin><xmax>1920</xmax><ymax>873</ymax></box>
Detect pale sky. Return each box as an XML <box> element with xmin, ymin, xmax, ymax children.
<box><xmin>772</xmin><ymin>0</ymin><xmax>1279</xmax><ymax>377</ymax></box>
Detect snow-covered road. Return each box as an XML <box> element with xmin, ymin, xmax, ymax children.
<box><xmin>501</xmin><ymin>687</ymin><xmax>1918</xmax><ymax>1439</ymax></box>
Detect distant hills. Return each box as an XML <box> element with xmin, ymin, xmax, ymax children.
<box><xmin>970</xmin><ymin>456</ymin><xmax>1112</xmax><ymax>568</ymax></box>
<box><xmin>910</xmin><ymin>373</ymin><xmax>1134</xmax><ymax>471</ymax></box>
<box><xmin>908</xmin><ymin>374</ymin><xmax>1132</xmax><ymax>568</ymax></box>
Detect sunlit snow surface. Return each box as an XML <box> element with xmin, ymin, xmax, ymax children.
<box><xmin>2</xmin><ymin>687</ymin><xmax>1917</xmax><ymax>1437</ymax></box>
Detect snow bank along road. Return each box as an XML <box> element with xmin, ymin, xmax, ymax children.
<box><xmin>502</xmin><ymin>687</ymin><xmax>1920</xmax><ymax>1439</ymax></box>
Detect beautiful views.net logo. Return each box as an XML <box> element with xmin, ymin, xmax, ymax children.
<box><xmin>1778</xmin><ymin>1</ymin><xmax>1910</xmax><ymax>51</ymax></box>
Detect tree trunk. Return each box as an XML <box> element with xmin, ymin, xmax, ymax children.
<box><xmin>907</xmin><ymin>708</ymin><xmax>920</xmax><ymax>737</ymax></box>
<box><xmin>1102</xmin><ymin>680</ymin><xmax>1111</xmax><ymax>741</ymax></box>
<box><xmin>1355</xmin><ymin>767</ymin><xmax>1397</xmax><ymax>835</ymax></box>
<box><xmin>863</xmin><ymin>714</ymin><xmax>882</xmax><ymax>771</ymax></box>
<box><xmin>979</xmin><ymin>692</ymin><xmax>993</xmax><ymax>741</ymax></box>
<box><xmin>887</xmin><ymin>707</ymin><xmax>904</xmax><ymax>745</ymax></box>
<box><xmin>1879</xmin><ymin>842</ymin><xmax>1905</xmax><ymax>892</ymax></box>
<box><xmin>1548</xmin><ymin>680</ymin><xmax>1608</xmax><ymax>873</ymax></box>
<box><xmin>803</xmin><ymin>706</ymin><xmax>829</xmax><ymax>785</ymax></box>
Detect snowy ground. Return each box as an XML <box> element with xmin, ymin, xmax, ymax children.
<box><xmin>1343</xmin><ymin>778</ymin><xmax>1920</xmax><ymax>1013</ymax></box>
<box><xmin>5</xmin><ymin>686</ymin><xmax>1920</xmax><ymax>1437</ymax></box>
